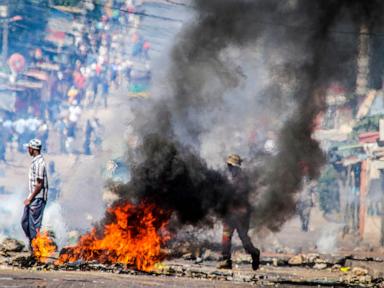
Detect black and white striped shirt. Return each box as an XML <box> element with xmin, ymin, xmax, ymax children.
<box><xmin>28</xmin><ymin>154</ymin><xmax>49</xmax><ymax>201</ymax></box>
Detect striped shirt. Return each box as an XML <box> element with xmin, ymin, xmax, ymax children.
<box><xmin>28</xmin><ymin>154</ymin><xmax>49</xmax><ymax>201</ymax></box>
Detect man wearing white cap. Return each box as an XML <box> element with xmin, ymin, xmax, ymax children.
<box><xmin>21</xmin><ymin>139</ymin><xmax>48</xmax><ymax>251</ymax></box>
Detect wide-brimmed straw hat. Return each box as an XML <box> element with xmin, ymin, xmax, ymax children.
<box><xmin>226</xmin><ymin>154</ymin><xmax>242</xmax><ymax>167</ymax></box>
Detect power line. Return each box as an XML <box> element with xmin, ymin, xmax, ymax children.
<box><xmin>6</xmin><ymin>0</ymin><xmax>384</xmax><ymax>38</ymax></box>
<box><xmin>163</xmin><ymin>0</ymin><xmax>192</xmax><ymax>7</ymax></box>
<box><xmin>91</xmin><ymin>1</ymin><xmax>184</xmax><ymax>23</ymax></box>
<box><xmin>4</xmin><ymin>2</ymin><xmax>174</xmax><ymax>54</ymax></box>
<box><xmin>98</xmin><ymin>0</ymin><xmax>384</xmax><ymax>37</ymax></box>
<box><xmin>5</xmin><ymin>1</ymin><xmax>181</xmax><ymax>41</ymax></box>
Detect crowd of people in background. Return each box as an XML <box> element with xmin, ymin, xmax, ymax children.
<box><xmin>0</xmin><ymin>0</ymin><xmax>151</xmax><ymax>161</ymax></box>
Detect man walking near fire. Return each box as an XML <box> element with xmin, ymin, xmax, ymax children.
<box><xmin>21</xmin><ymin>139</ymin><xmax>48</xmax><ymax>252</ymax></box>
<box><xmin>218</xmin><ymin>154</ymin><xmax>260</xmax><ymax>270</ymax></box>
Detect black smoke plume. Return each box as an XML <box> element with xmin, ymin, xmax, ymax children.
<box><xmin>109</xmin><ymin>0</ymin><xmax>384</xmax><ymax>232</ymax></box>
<box><xmin>111</xmin><ymin>134</ymin><xmax>233</xmax><ymax>224</ymax></box>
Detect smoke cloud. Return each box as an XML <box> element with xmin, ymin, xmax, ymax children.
<box><xmin>110</xmin><ymin>134</ymin><xmax>232</xmax><ymax>225</ymax></box>
<box><xmin>109</xmin><ymin>0</ymin><xmax>384</xmax><ymax>233</ymax></box>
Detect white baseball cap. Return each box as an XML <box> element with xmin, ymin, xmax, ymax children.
<box><xmin>24</xmin><ymin>138</ymin><xmax>42</xmax><ymax>150</ymax></box>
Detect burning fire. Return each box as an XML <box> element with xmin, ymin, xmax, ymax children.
<box><xmin>58</xmin><ymin>202</ymin><xmax>170</xmax><ymax>271</ymax></box>
<box><xmin>32</xmin><ymin>231</ymin><xmax>57</xmax><ymax>263</ymax></box>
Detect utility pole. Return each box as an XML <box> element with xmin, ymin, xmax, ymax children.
<box><xmin>355</xmin><ymin>23</ymin><xmax>370</xmax><ymax>241</ymax></box>
<box><xmin>380</xmin><ymin>120</ymin><xmax>384</xmax><ymax>246</ymax></box>
<box><xmin>379</xmin><ymin>169</ymin><xmax>384</xmax><ymax>246</ymax></box>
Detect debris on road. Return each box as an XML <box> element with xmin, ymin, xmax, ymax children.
<box><xmin>0</xmin><ymin>242</ymin><xmax>383</xmax><ymax>287</ymax></box>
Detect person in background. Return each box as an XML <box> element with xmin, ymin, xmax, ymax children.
<box><xmin>83</xmin><ymin>119</ymin><xmax>94</xmax><ymax>155</ymax></box>
<box><xmin>297</xmin><ymin>162</ymin><xmax>316</xmax><ymax>232</ymax></box>
<box><xmin>101</xmin><ymin>74</ymin><xmax>109</xmax><ymax>108</ymax></box>
<box><xmin>48</xmin><ymin>161</ymin><xmax>61</xmax><ymax>202</ymax></box>
<box><xmin>297</xmin><ymin>176</ymin><xmax>316</xmax><ymax>232</ymax></box>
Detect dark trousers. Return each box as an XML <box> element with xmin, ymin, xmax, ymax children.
<box><xmin>222</xmin><ymin>209</ymin><xmax>259</xmax><ymax>260</ymax></box>
<box><xmin>21</xmin><ymin>198</ymin><xmax>46</xmax><ymax>245</ymax></box>
<box><xmin>298</xmin><ymin>206</ymin><xmax>311</xmax><ymax>232</ymax></box>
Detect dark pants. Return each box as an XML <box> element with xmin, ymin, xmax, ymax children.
<box><xmin>21</xmin><ymin>198</ymin><xmax>46</xmax><ymax>245</ymax></box>
<box><xmin>222</xmin><ymin>208</ymin><xmax>259</xmax><ymax>260</ymax></box>
<box><xmin>298</xmin><ymin>206</ymin><xmax>311</xmax><ymax>232</ymax></box>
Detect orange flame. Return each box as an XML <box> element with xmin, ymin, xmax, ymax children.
<box><xmin>58</xmin><ymin>202</ymin><xmax>170</xmax><ymax>271</ymax></box>
<box><xmin>32</xmin><ymin>231</ymin><xmax>57</xmax><ymax>263</ymax></box>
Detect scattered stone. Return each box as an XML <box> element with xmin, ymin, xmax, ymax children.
<box><xmin>232</xmin><ymin>250</ymin><xmax>251</xmax><ymax>264</ymax></box>
<box><xmin>210</xmin><ymin>270</ymin><xmax>233</xmax><ymax>278</ymax></box>
<box><xmin>343</xmin><ymin>274</ymin><xmax>373</xmax><ymax>285</ymax></box>
<box><xmin>182</xmin><ymin>253</ymin><xmax>195</xmax><ymax>260</ymax></box>
<box><xmin>313</xmin><ymin>263</ymin><xmax>327</xmax><ymax>270</ymax></box>
<box><xmin>352</xmin><ymin>267</ymin><xmax>369</xmax><ymax>276</ymax></box>
<box><xmin>0</xmin><ymin>238</ymin><xmax>25</xmax><ymax>253</ymax></box>
<box><xmin>288</xmin><ymin>254</ymin><xmax>304</xmax><ymax>266</ymax></box>
<box><xmin>0</xmin><ymin>247</ymin><xmax>382</xmax><ymax>287</ymax></box>
<box><xmin>8</xmin><ymin>255</ymin><xmax>36</xmax><ymax>268</ymax></box>
<box><xmin>331</xmin><ymin>264</ymin><xmax>342</xmax><ymax>272</ymax></box>
<box><xmin>0</xmin><ymin>255</ymin><xmax>8</xmax><ymax>265</ymax></box>
<box><xmin>270</xmin><ymin>257</ymin><xmax>286</xmax><ymax>267</ymax></box>
<box><xmin>186</xmin><ymin>269</ymin><xmax>208</xmax><ymax>279</ymax></box>
<box><xmin>306</xmin><ymin>253</ymin><xmax>320</xmax><ymax>263</ymax></box>
<box><xmin>345</xmin><ymin>258</ymin><xmax>384</xmax><ymax>278</ymax></box>
<box><xmin>314</xmin><ymin>257</ymin><xmax>326</xmax><ymax>264</ymax></box>
<box><xmin>360</xmin><ymin>275</ymin><xmax>372</xmax><ymax>283</ymax></box>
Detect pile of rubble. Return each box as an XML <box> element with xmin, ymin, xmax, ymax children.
<box><xmin>0</xmin><ymin>238</ymin><xmax>36</xmax><ymax>268</ymax></box>
<box><xmin>283</xmin><ymin>253</ymin><xmax>383</xmax><ymax>286</ymax></box>
<box><xmin>0</xmin><ymin>238</ymin><xmax>383</xmax><ymax>287</ymax></box>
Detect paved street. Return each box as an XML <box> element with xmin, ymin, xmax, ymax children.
<box><xmin>0</xmin><ymin>268</ymin><xmax>252</xmax><ymax>288</ymax></box>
